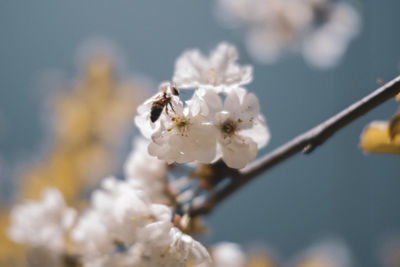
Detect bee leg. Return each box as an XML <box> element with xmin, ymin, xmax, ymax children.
<box><xmin>169</xmin><ymin>102</ymin><xmax>176</xmax><ymax>114</ymax></box>
<box><xmin>165</xmin><ymin>105</ymin><xmax>170</xmax><ymax>116</ymax></box>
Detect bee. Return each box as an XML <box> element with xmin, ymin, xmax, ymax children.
<box><xmin>150</xmin><ymin>85</ymin><xmax>180</xmax><ymax>123</ymax></box>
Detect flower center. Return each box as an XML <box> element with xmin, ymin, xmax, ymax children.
<box><xmin>221</xmin><ymin>120</ymin><xmax>237</xmax><ymax>136</ymax></box>
<box><xmin>171</xmin><ymin>117</ymin><xmax>191</xmax><ymax>134</ymax></box>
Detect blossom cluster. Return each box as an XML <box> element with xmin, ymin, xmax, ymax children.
<box><xmin>135</xmin><ymin>43</ymin><xmax>270</xmax><ymax>169</ymax></box>
<box><xmin>217</xmin><ymin>0</ymin><xmax>361</xmax><ymax>68</ymax></box>
<box><xmin>8</xmin><ymin>185</ymin><xmax>352</xmax><ymax>267</ymax></box>
<box><xmin>7</xmin><ymin>43</ymin><xmax>270</xmax><ymax>266</ymax></box>
<box><xmin>201</xmin><ymin>239</ymin><xmax>352</xmax><ymax>267</ymax></box>
<box><xmin>8</xmin><ymin>138</ymin><xmax>210</xmax><ymax>267</ymax></box>
<box><xmin>8</xmin><ymin>188</ymin><xmax>77</xmax><ymax>266</ymax></box>
<box><xmin>72</xmin><ymin>177</ymin><xmax>209</xmax><ymax>267</ymax></box>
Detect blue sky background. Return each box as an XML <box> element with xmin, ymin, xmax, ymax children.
<box><xmin>0</xmin><ymin>1</ymin><xmax>400</xmax><ymax>266</ymax></box>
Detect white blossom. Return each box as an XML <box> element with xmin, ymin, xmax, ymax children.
<box><xmin>147</xmin><ymin>98</ymin><xmax>217</xmax><ymax>164</ymax></box>
<box><xmin>191</xmin><ymin>88</ymin><xmax>269</xmax><ymax>169</ymax></box>
<box><xmin>125</xmin><ymin>138</ymin><xmax>167</xmax><ymax>181</ymax></box>
<box><xmin>217</xmin><ymin>0</ymin><xmax>360</xmax><ymax>68</ymax></box>
<box><xmin>140</xmin><ymin>84</ymin><xmax>269</xmax><ymax>168</ymax></box>
<box><xmin>290</xmin><ymin>239</ymin><xmax>353</xmax><ymax>267</ymax></box>
<box><xmin>136</xmin><ymin>43</ymin><xmax>270</xmax><ymax>168</ymax></box>
<box><xmin>173</xmin><ymin>43</ymin><xmax>252</xmax><ymax>92</ymax></box>
<box><xmin>72</xmin><ymin>177</ymin><xmax>153</xmax><ymax>257</ymax></box>
<box><xmin>124</xmin><ymin>138</ymin><xmax>168</xmax><ymax>202</ymax></box>
<box><xmin>72</xmin><ymin>177</ymin><xmax>210</xmax><ymax>267</ymax></box>
<box><xmin>198</xmin><ymin>242</ymin><xmax>246</xmax><ymax>267</ymax></box>
<box><xmin>136</xmin><ymin>221</ymin><xmax>211</xmax><ymax>267</ymax></box>
<box><xmin>71</xmin><ymin>209</ymin><xmax>113</xmax><ymax>258</ymax></box>
<box><xmin>211</xmin><ymin>243</ymin><xmax>245</xmax><ymax>267</ymax></box>
<box><xmin>8</xmin><ymin>187</ymin><xmax>76</xmax><ymax>252</ymax></box>
<box><xmin>85</xmin><ymin>223</ymin><xmax>210</xmax><ymax>267</ymax></box>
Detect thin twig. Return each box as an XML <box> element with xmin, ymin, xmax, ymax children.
<box><xmin>189</xmin><ymin>75</ymin><xmax>400</xmax><ymax>217</ymax></box>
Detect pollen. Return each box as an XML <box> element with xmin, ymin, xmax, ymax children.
<box><xmin>221</xmin><ymin>120</ymin><xmax>237</xmax><ymax>136</ymax></box>
<box><xmin>171</xmin><ymin>117</ymin><xmax>191</xmax><ymax>134</ymax></box>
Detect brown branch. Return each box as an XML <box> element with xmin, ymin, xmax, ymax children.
<box><xmin>189</xmin><ymin>75</ymin><xmax>400</xmax><ymax>217</ymax></box>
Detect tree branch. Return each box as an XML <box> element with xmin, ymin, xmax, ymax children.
<box><xmin>189</xmin><ymin>75</ymin><xmax>400</xmax><ymax>217</ymax></box>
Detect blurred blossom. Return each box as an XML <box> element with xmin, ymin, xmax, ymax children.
<box><xmin>199</xmin><ymin>239</ymin><xmax>354</xmax><ymax>267</ymax></box>
<box><xmin>71</xmin><ymin>177</ymin><xmax>210</xmax><ymax>267</ymax></box>
<box><xmin>206</xmin><ymin>242</ymin><xmax>246</xmax><ymax>267</ymax></box>
<box><xmin>71</xmin><ymin>176</ymin><xmax>156</xmax><ymax>257</ymax></box>
<box><xmin>7</xmin><ymin>188</ymin><xmax>76</xmax><ymax>267</ymax></box>
<box><xmin>75</xmin><ymin>38</ymin><xmax>128</xmax><ymax>79</ymax></box>
<box><xmin>124</xmin><ymin>138</ymin><xmax>168</xmax><ymax>202</ymax></box>
<box><xmin>198</xmin><ymin>242</ymin><xmax>277</xmax><ymax>267</ymax></box>
<box><xmin>216</xmin><ymin>0</ymin><xmax>361</xmax><ymax>68</ymax></box>
<box><xmin>5</xmin><ymin>41</ymin><xmax>271</xmax><ymax>266</ymax></box>
<box><xmin>246</xmin><ymin>251</ymin><xmax>276</xmax><ymax>267</ymax></box>
<box><xmin>1</xmin><ymin>43</ymin><xmax>148</xmax><ymax>265</ymax></box>
<box><xmin>290</xmin><ymin>239</ymin><xmax>352</xmax><ymax>267</ymax></box>
<box><xmin>380</xmin><ymin>238</ymin><xmax>400</xmax><ymax>267</ymax></box>
<box><xmin>8</xmin><ymin>188</ymin><xmax>76</xmax><ymax>250</ymax></box>
<box><xmin>173</xmin><ymin>42</ymin><xmax>253</xmax><ymax>91</ymax></box>
<box><xmin>20</xmin><ymin>46</ymin><xmax>147</xmax><ymax>203</ymax></box>
<box><xmin>301</xmin><ymin>1</ymin><xmax>360</xmax><ymax>68</ymax></box>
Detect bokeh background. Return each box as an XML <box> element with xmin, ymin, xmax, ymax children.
<box><xmin>0</xmin><ymin>1</ymin><xmax>399</xmax><ymax>266</ymax></box>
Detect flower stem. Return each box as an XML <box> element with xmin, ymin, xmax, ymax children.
<box><xmin>189</xmin><ymin>75</ymin><xmax>400</xmax><ymax>217</ymax></box>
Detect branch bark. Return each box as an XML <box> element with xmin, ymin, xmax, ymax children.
<box><xmin>189</xmin><ymin>75</ymin><xmax>400</xmax><ymax>217</ymax></box>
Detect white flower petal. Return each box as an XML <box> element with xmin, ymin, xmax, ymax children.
<box><xmin>224</xmin><ymin>90</ymin><xmax>241</xmax><ymax>115</ymax></box>
<box><xmin>221</xmin><ymin>135</ymin><xmax>257</xmax><ymax>169</ymax></box>
<box><xmin>124</xmin><ymin>138</ymin><xmax>167</xmax><ymax>201</ymax></box>
<box><xmin>211</xmin><ymin>242</ymin><xmax>246</xmax><ymax>267</ymax></box>
<box><xmin>149</xmin><ymin>110</ymin><xmax>217</xmax><ymax>164</ymax></box>
<box><xmin>8</xmin><ymin>188</ymin><xmax>76</xmax><ymax>252</ymax></box>
<box><xmin>187</xmin><ymin>88</ymin><xmax>223</xmax><ymax>119</ymax></box>
<box><xmin>240</xmin><ymin>115</ymin><xmax>270</xmax><ymax>148</ymax></box>
<box><xmin>173</xmin><ymin>42</ymin><xmax>252</xmax><ymax>91</ymax></box>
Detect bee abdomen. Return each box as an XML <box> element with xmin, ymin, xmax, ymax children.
<box><xmin>150</xmin><ymin>103</ymin><xmax>165</xmax><ymax>122</ymax></box>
